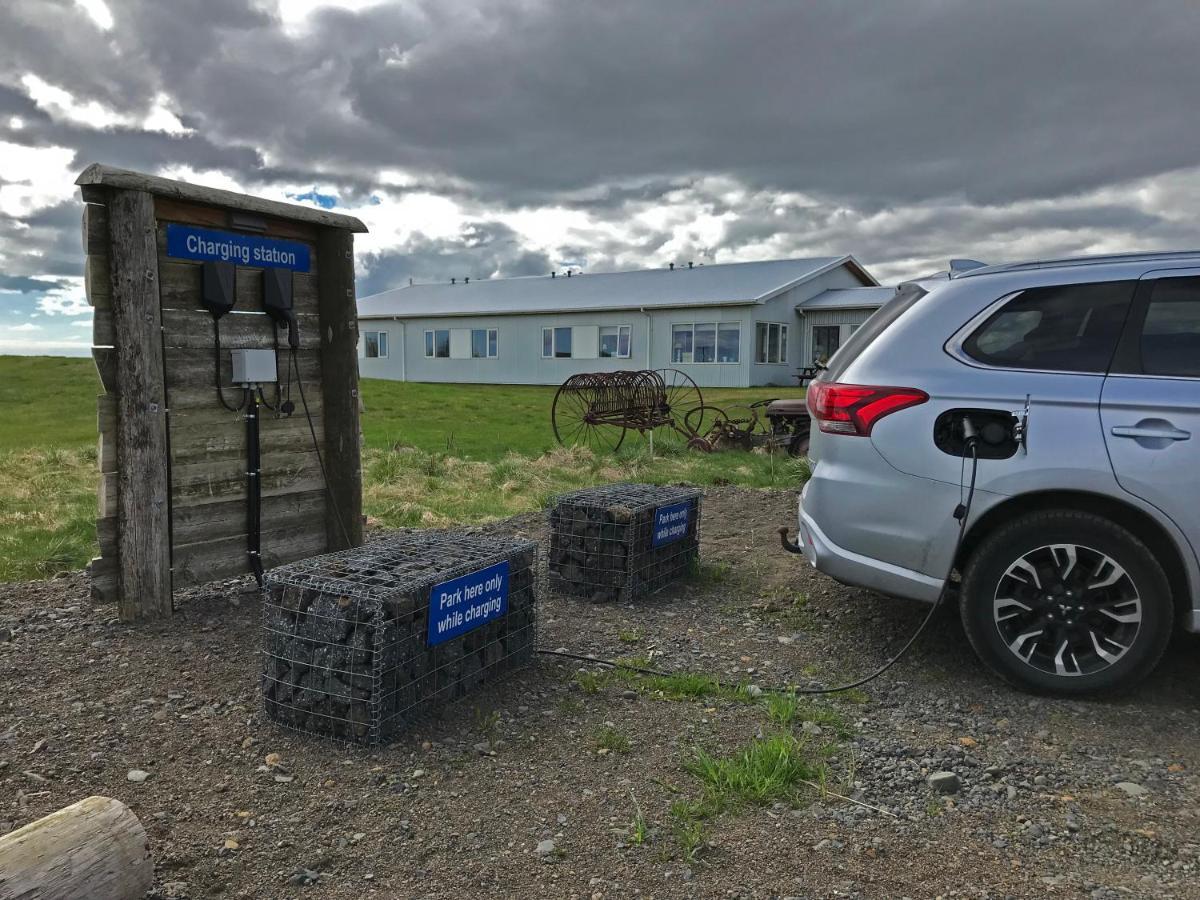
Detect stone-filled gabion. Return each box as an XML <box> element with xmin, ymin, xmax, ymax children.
<box><xmin>262</xmin><ymin>531</ymin><xmax>537</xmax><ymax>745</ymax></box>
<box><xmin>548</xmin><ymin>483</ymin><xmax>702</xmax><ymax>603</ymax></box>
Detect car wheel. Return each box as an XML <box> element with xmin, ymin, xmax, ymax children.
<box><xmin>960</xmin><ymin>509</ymin><xmax>1173</xmax><ymax>695</ymax></box>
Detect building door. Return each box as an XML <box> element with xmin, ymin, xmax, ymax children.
<box><xmin>811</xmin><ymin>325</ymin><xmax>841</xmax><ymax>365</ymax></box>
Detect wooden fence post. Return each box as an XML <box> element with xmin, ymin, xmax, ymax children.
<box><xmin>316</xmin><ymin>228</ymin><xmax>364</xmax><ymax>551</ymax></box>
<box><xmin>108</xmin><ymin>188</ymin><xmax>172</xmax><ymax>620</ymax></box>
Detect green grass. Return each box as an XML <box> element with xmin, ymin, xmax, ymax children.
<box><xmin>684</xmin><ymin>732</ymin><xmax>826</xmax><ymax>809</ymax></box>
<box><xmin>593</xmin><ymin>725</ymin><xmax>632</xmax><ymax>754</ymax></box>
<box><xmin>0</xmin><ymin>357</ymin><xmax>101</xmax><ymax>451</ymax></box>
<box><xmin>360</xmin><ymin>377</ymin><xmax>806</xmax><ymax>460</ymax></box>
<box><xmin>0</xmin><ymin>356</ymin><xmax>809</xmax><ymax>581</ymax></box>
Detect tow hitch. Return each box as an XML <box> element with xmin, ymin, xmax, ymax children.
<box><xmin>778</xmin><ymin>526</ymin><xmax>803</xmax><ymax>555</ymax></box>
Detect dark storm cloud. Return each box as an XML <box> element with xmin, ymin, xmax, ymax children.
<box><xmin>358</xmin><ymin>221</ymin><xmax>552</xmax><ymax>296</ymax></box>
<box><xmin>2</xmin><ymin>0</ymin><xmax>1200</xmax><ymax>319</ymax></box>
<box><xmin>7</xmin><ymin>0</ymin><xmax>1198</xmax><ymax>205</ymax></box>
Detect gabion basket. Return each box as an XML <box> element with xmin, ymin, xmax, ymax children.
<box><xmin>262</xmin><ymin>531</ymin><xmax>537</xmax><ymax>745</ymax></box>
<box><xmin>548</xmin><ymin>483</ymin><xmax>703</xmax><ymax>602</ymax></box>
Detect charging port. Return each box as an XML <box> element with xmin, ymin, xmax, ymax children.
<box><xmin>934</xmin><ymin>408</ymin><xmax>1019</xmax><ymax>459</ymax></box>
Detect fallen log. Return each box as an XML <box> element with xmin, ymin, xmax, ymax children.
<box><xmin>0</xmin><ymin>796</ymin><xmax>153</xmax><ymax>900</ymax></box>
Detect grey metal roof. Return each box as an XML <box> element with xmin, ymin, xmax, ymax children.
<box><xmin>358</xmin><ymin>256</ymin><xmax>874</xmax><ymax>319</ymax></box>
<box><xmin>799</xmin><ymin>286</ymin><xmax>896</xmax><ymax>311</ymax></box>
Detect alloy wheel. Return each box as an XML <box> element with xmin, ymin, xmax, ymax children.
<box><xmin>992</xmin><ymin>543</ymin><xmax>1142</xmax><ymax>677</ymax></box>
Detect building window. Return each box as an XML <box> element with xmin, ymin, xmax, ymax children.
<box><xmin>599</xmin><ymin>325</ymin><xmax>631</xmax><ymax>358</ymax></box>
<box><xmin>672</xmin><ymin>323</ymin><xmax>740</xmax><ymax>363</ymax></box>
<box><xmin>424</xmin><ymin>329</ymin><xmax>450</xmax><ymax>358</ymax></box>
<box><xmin>488</xmin><ymin>328</ymin><xmax>498</xmax><ymax>358</ymax></box>
<box><xmin>755</xmin><ymin>322</ymin><xmax>788</xmax><ymax>364</ymax></box>
<box><xmin>363</xmin><ymin>330</ymin><xmax>388</xmax><ymax>359</ymax></box>
<box><xmin>718</xmin><ymin>323</ymin><xmax>740</xmax><ymax>363</ymax></box>
<box><xmin>811</xmin><ymin>325</ymin><xmax>840</xmax><ymax>365</ymax></box>
<box><xmin>542</xmin><ymin>326</ymin><xmax>572</xmax><ymax>358</ymax></box>
<box><xmin>470</xmin><ymin>328</ymin><xmax>498</xmax><ymax>358</ymax></box>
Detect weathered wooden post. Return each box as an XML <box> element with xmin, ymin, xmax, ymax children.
<box><xmin>79</xmin><ymin>164</ymin><xmax>367</xmax><ymax>621</ymax></box>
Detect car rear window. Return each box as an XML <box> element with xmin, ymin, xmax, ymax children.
<box><xmin>1140</xmin><ymin>276</ymin><xmax>1200</xmax><ymax>377</ymax></box>
<box><xmin>962</xmin><ymin>281</ymin><xmax>1135</xmax><ymax>373</ymax></box>
<box><xmin>822</xmin><ymin>282</ymin><xmax>927</xmax><ymax>381</ymax></box>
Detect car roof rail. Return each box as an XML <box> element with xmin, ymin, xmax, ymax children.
<box><xmin>955</xmin><ymin>249</ymin><xmax>1200</xmax><ymax>278</ymax></box>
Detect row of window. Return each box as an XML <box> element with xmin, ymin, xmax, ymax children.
<box><xmin>671</xmin><ymin>323</ymin><xmax>742</xmax><ymax>364</ymax></box>
<box><xmin>363</xmin><ymin>320</ymin><xmax>816</xmax><ymax>365</ymax></box>
<box><xmin>541</xmin><ymin>325</ymin><xmax>631</xmax><ymax>359</ymax></box>
<box><xmin>424</xmin><ymin>328</ymin><xmax>498</xmax><ymax>359</ymax></box>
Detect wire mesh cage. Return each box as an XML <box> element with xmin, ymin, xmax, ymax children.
<box><xmin>262</xmin><ymin>531</ymin><xmax>537</xmax><ymax>745</ymax></box>
<box><xmin>548</xmin><ymin>483</ymin><xmax>703</xmax><ymax>603</ymax></box>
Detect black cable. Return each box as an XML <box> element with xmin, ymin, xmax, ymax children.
<box><xmin>537</xmin><ymin>439</ymin><xmax>982</xmax><ymax>696</ymax></box>
<box><xmin>214</xmin><ymin>319</ymin><xmax>247</xmax><ymax>413</ymax></box>
<box><xmin>292</xmin><ymin>348</ymin><xmax>353</xmax><ymax>548</ymax></box>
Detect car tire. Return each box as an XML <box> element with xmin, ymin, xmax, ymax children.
<box><xmin>960</xmin><ymin>509</ymin><xmax>1173</xmax><ymax>695</ymax></box>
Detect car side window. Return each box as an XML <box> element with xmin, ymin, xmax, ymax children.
<box><xmin>1140</xmin><ymin>277</ymin><xmax>1200</xmax><ymax>378</ymax></box>
<box><xmin>963</xmin><ymin>281</ymin><xmax>1134</xmax><ymax>373</ymax></box>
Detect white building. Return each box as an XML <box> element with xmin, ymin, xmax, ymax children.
<box><xmin>356</xmin><ymin>256</ymin><xmax>888</xmax><ymax>387</ymax></box>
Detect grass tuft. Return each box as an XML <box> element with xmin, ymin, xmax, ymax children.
<box><xmin>593</xmin><ymin>725</ymin><xmax>632</xmax><ymax>754</ymax></box>
<box><xmin>685</xmin><ymin>732</ymin><xmax>825</xmax><ymax>809</ymax></box>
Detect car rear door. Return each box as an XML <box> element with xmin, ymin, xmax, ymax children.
<box><xmin>1101</xmin><ymin>269</ymin><xmax>1200</xmax><ymax>555</ymax></box>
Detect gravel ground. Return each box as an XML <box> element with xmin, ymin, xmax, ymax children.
<box><xmin>1</xmin><ymin>486</ymin><xmax>1199</xmax><ymax>899</ymax></box>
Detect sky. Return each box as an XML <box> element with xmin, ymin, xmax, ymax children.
<box><xmin>2</xmin><ymin>0</ymin><xmax>1199</xmax><ymax>356</ymax></box>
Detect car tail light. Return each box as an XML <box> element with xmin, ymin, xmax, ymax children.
<box><xmin>807</xmin><ymin>382</ymin><xmax>928</xmax><ymax>436</ymax></box>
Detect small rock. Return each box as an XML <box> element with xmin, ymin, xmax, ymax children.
<box><xmin>535</xmin><ymin>839</ymin><xmax>556</xmax><ymax>858</ymax></box>
<box><xmin>1115</xmin><ymin>781</ymin><xmax>1148</xmax><ymax>798</ymax></box>
<box><xmin>127</xmin><ymin>769</ymin><xmax>151</xmax><ymax>783</ymax></box>
<box><xmin>746</xmin><ymin>685</ymin><xmax>763</xmax><ymax>699</ymax></box>
<box><xmin>927</xmin><ymin>771</ymin><xmax>961</xmax><ymax>794</ymax></box>
<box><xmin>0</xmin><ymin>628</ymin><xmax>11</xmax><ymax>643</ymax></box>
<box><xmin>801</xmin><ymin>722</ymin><xmax>824</xmax><ymax>737</ymax></box>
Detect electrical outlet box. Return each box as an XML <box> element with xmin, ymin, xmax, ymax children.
<box><xmin>230</xmin><ymin>348</ymin><xmax>278</xmax><ymax>385</ymax></box>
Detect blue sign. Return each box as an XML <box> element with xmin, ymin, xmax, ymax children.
<box><xmin>652</xmin><ymin>501</ymin><xmax>692</xmax><ymax>547</ymax></box>
<box><xmin>427</xmin><ymin>560</ymin><xmax>510</xmax><ymax>647</ymax></box>
<box><xmin>165</xmin><ymin>224</ymin><xmax>311</xmax><ymax>272</ymax></box>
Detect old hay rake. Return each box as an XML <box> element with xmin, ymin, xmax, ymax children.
<box><xmin>550</xmin><ymin>368</ymin><xmax>811</xmax><ymax>455</ymax></box>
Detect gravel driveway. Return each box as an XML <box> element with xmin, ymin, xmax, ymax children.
<box><xmin>1</xmin><ymin>487</ymin><xmax>1198</xmax><ymax>899</ymax></box>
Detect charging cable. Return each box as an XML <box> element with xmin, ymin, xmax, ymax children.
<box><xmin>538</xmin><ymin>432</ymin><xmax>982</xmax><ymax>696</ymax></box>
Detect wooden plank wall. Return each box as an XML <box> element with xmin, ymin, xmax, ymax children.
<box><xmin>87</xmin><ymin>191</ymin><xmax>351</xmax><ymax>609</ymax></box>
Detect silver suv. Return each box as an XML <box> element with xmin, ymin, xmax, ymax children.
<box><xmin>795</xmin><ymin>251</ymin><xmax>1200</xmax><ymax>694</ymax></box>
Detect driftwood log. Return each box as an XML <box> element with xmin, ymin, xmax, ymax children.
<box><xmin>0</xmin><ymin>796</ymin><xmax>152</xmax><ymax>900</ymax></box>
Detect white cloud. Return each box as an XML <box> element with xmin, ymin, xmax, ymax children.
<box><xmin>0</xmin><ymin>140</ymin><xmax>77</xmax><ymax>218</ymax></box>
<box><xmin>74</xmin><ymin>0</ymin><xmax>114</xmax><ymax>30</ymax></box>
<box><xmin>8</xmin><ymin>322</ymin><xmax>42</xmax><ymax>332</ymax></box>
<box><xmin>276</xmin><ymin>0</ymin><xmax>392</xmax><ymax>34</ymax></box>
<box><xmin>20</xmin><ymin>75</ymin><xmax>191</xmax><ymax>135</ymax></box>
<box><xmin>36</xmin><ymin>279</ymin><xmax>89</xmax><ymax>317</ymax></box>
<box><xmin>70</xmin><ymin>318</ymin><xmax>94</xmax><ymax>328</ymax></box>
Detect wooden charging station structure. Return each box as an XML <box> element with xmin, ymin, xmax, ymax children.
<box><xmin>80</xmin><ymin>164</ymin><xmax>367</xmax><ymax>621</ymax></box>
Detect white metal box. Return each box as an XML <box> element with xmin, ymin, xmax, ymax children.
<box><xmin>230</xmin><ymin>348</ymin><xmax>278</xmax><ymax>385</ymax></box>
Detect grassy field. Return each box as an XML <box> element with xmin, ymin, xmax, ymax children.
<box><xmin>0</xmin><ymin>356</ymin><xmax>807</xmax><ymax>581</ymax></box>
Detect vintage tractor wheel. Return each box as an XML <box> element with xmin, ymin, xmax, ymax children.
<box><xmin>650</xmin><ymin>369</ymin><xmax>705</xmax><ymax>439</ymax></box>
<box><xmin>552</xmin><ymin>378</ymin><xmax>627</xmax><ymax>454</ymax></box>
